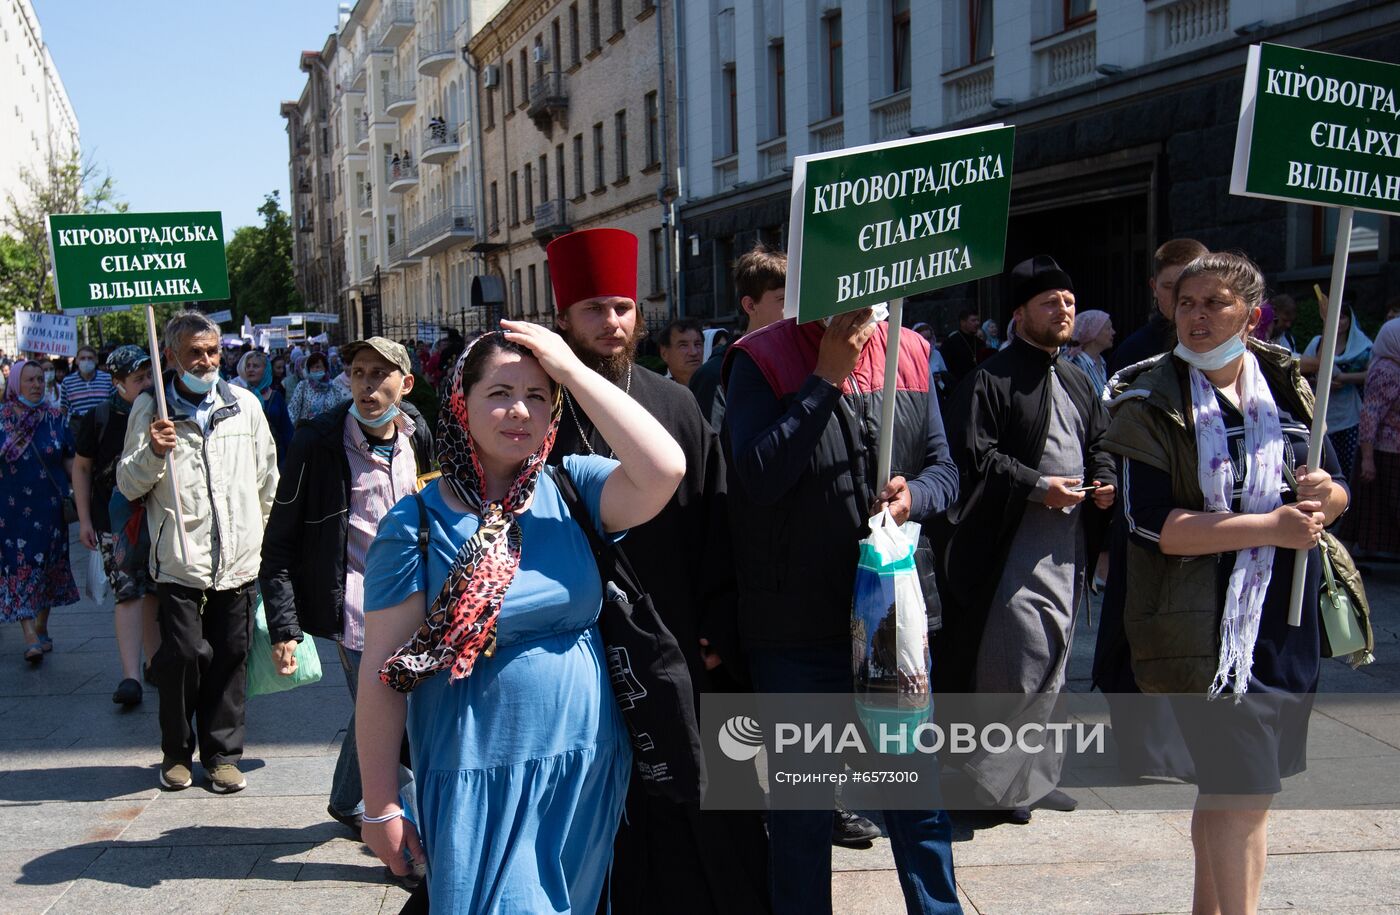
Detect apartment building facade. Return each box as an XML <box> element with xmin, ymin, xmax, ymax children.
<box><xmin>677</xmin><ymin>0</ymin><xmax>1400</xmax><ymax>332</ymax></box>
<box><xmin>0</xmin><ymin>0</ymin><xmax>79</xmax><ymax>209</ymax></box>
<box><xmin>467</xmin><ymin>0</ymin><xmax>679</xmax><ymax>330</ymax></box>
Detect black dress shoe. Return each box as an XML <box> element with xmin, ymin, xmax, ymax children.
<box><xmin>1002</xmin><ymin>806</ymin><xmax>1033</xmax><ymax>825</ymax></box>
<box><xmin>832</xmin><ymin>808</ymin><xmax>881</xmax><ymax>847</ymax></box>
<box><xmin>1033</xmin><ymin>788</ymin><xmax>1079</xmax><ymax>812</ymax></box>
<box><xmin>327</xmin><ymin>803</ymin><xmax>363</xmax><ymax>839</ymax></box>
<box><xmin>112</xmin><ymin>678</ymin><xmax>143</xmax><ymax>706</ymax></box>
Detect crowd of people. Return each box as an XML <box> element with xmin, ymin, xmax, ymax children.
<box><xmin>0</xmin><ymin>224</ymin><xmax>1397</xmax><ymax>915</ymax></box>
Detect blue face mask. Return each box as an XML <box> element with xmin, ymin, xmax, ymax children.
<box><xmin>180</xmin><ymin>363</ymin><xmax>219</xmax><ymax>395</ymax></box>
<box><xmin>17</xmin><ymin>394</ymin><xmax>43</xmax><ymax>408</ymax></box>
<box><xmin>351</xmin><ymin>401</ymin><xmax>399</xmax><ymax>429</ymax></box>
<box><xmin>1174</xmin><ymin>333</ymin><xmax>1248</xmax><ymax>372</ymax></box>
<box><xmin>308</xmin><ymin>369</ymin><xmax>327</xmax><ymax>381</ymax></box>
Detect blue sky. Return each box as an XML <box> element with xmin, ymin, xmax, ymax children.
<box><xmin>34</xmin><ymin>0</ymin><xmax>340</xmax><ymax>235</ymax></box>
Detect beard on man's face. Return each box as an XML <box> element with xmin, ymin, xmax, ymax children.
<box><xmin>559</xmin><ymin>323</ymin><xmax>640</xmax><ymax>383</ymax></box>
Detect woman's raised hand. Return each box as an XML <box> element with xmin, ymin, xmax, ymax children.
<box><xmin>500</xmin><ymin>320</ymin><xmax>582</xmax><ymax>385</ymax></box>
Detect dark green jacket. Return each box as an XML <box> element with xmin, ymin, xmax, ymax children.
<box><xmin>1098</xmin><ymin>339</ymin><xmax>1316</xmax><ymax>693</ymax></box>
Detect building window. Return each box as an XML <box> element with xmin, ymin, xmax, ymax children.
<box><xmin>539</xmin><ymin>153</ymin><xmax>549</xmax><ymax>200</ymax></box>
<box><xmin>569</xmin><ymin>3</ymin><xmax>581</xmax><ymax>65</ymax></box>
<box><xmin>524</xmin><ymin>162</ymin><xmax>535</xmax><ymax>217</ymax></box>
<box><xmin>589</xmin><ymin>0</ymin><xmax>601</xmax><ymax>52</ymax></box>
<box><xmin>970</xmin><ymin>0</ymin><xmax>993</xmax><ymax>63</ymax></box>
<box><xmin>573</xmin><ymin>134</ymin><xmax>586</xmax><ymax>198</ymax></box>
<box><xmin>519</xmin><ymin>48</ymin><xmax>529</xmax><ymax>105</ymax></box>
<box><xmin>1313</xmin><ymin>209</ymin><xmax>1382</xmax><ymax>264</ymax></box>
<box><xmin>551</xmin><ymin>19</ymin><xmax>562</xmax><ymax>71</ymax></box>
<box><xmin>512</xmin><ymin>268</ymin><xmax>523</xmax><ymax>315</ymax></box>
<box><xmin>489</xmin><ymin>180</ymin><xmax>500</xmax><ymax>231</ymax></box>
<box><xmin>505</xmin><ymin>59</ymin><xmax>515</xmax><ymax>109</ymax></box>
<box><xmin>892</xmin><ymin>0</ymin><xmax>911</xmax><ymax>92</ymax></box>
<box><xmin>509</xmin><ymin>170</ymin><xmax>520</xmax><ymax>225</ymax></box>
<box><xmin>824</xmin><ymin>13</ymin><xmax>844</xmax><ymax>117</ymax></box>
<box><xmin>611</xmin><ymin>0</ymin><xmax>624</xmax><ymax>36</ymax></box>
<box><xmin>484</xmin><ymin>80</ymin><xmax>495</xmax><ymax>128</ymax></box>
<box><xmin>614</xmin><ymin>110</ymin><xmax>629</xmax><ymax>180</ymax></box>
<box><xmin>528</xmin><ymin>264</ymin><xmax>539</xmax><ymax>315</ymax></box>
<box><xmin>1065</xmin><ymin>0</ymin><xmax>1096</xmax><ymax>28</ymax></box>
<box><xmin>534</xmin><ymin>36</ymin><xmax>546</xmax><ymax>80</ymax></box>
<box><xmin>769</xmin><ymin>41</ymin><xmax>787</xmax><ymax>138</ymax></box>
<box><xmin>645</xmin><ymin>91</ymin><xmax>661</xmax><ymax>167</ymax></box>
<box><xmin>649</xmin><ymin>228</ymin><xmax>665</xmax><ymax>295</ymax></box>
<box><xmin>544</xmin><ymin>262</ymin><xmax>554</xmax><ymax>310</ymax></box>
<box><xmin>593</xmin><ymin>121</ymin><xmax>606</xmax><ymax>189</ymax></box>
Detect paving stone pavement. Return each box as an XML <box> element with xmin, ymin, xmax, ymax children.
<box><xmin>1</xmin><ymin>530</ymin><xmax>1398</xmax><ymax>913</ymax></box>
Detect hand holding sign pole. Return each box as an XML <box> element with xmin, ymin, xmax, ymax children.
<box><xmin>1229</xmin><ymin>43</ymin><xmax>1400</xmax><ymax>626</ymax></box>
<box><xmin>47</xmin><ymin>211</ymin><xmax>231</xmax><ymax>570</ymax></box>
<box><xmin>785</xmin><ymin>125</ymin><xmax>1014</xmax><ymax>493</ymax></box>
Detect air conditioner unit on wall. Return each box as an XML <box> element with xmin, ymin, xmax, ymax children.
<box><xmin>483</xmin><ymin>64</ymin><xmax>500</xmax><ymax>88</ymax></box>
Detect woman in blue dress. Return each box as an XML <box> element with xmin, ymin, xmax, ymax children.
<box><xmin>357</xmin><ymin>321</ymin><xmax>685</xmax><ymax>913</ymax></box>
<box><xmin>0</xmin><ymin>359</ymin><xmax>79</xmax><ymax>663</ymax></box>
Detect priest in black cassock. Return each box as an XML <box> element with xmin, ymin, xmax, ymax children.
<box><xmin>933</xmin><ymin>255</ymin><xmax>1117</xmax><ymax>821</ymax></box>
<box><xmin>542</xmin><ymin>228</ymin><xmax>768</xmax><ymax>915</ymax></box>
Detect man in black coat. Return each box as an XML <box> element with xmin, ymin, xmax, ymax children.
<box><xmin>1107</xmin><ymin>238</ymin><xmax>1209</xmax><ymax>374</ymax></box>
<box><xmin>543</xmin><ymin>227</ymin><xmax>768</xmax><ymax>915</ymax></box>
<box><xmin>260</xmin><ymin>338</ymin><xmax>433</xmax><ymax>840</ymax></box>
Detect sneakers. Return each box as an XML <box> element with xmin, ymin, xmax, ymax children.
<box><xmin>112</xmin><ymin>678</ymin><xmax>143</xmax><ymax>706</ymax></box>
<box><xmin>327</xmin><ymin>803</ymin><xmax>364</xmax><ymax>840</ymax></box>
<box><xmin>159</xmin><ymin>758</ymin><xmax>193</xmax><ymax>790</ymax></box>
<box><xmin>832</xmin><ymin>808</ymin><xmax>882</xmax><ymax>847</ymax></box>
<box><xmin>208</xmin><ymin>763</ymin><xmax>247</xmax><ymax>794</ymax></box>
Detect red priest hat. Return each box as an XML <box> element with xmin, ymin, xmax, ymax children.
<box><xmin>546</xmin><ymin>228</ymin><xmax>638</xmax><ymax>310</ymax></box>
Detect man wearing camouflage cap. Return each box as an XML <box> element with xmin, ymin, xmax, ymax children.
<box><xmin>73</xmin><ymin>345</ymin><xmax>161</xmax><ymax>705</ymax></box>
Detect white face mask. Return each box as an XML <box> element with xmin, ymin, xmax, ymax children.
<box><xmin>1174</xmin><ymin>333</ymin><xmax>1248</xmax><ymax>371</ymax></box>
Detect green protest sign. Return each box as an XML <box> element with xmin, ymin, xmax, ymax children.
<box><xmin>1231</xmin><ymin>43</ymin><xmax>1400</xmax><ymax>215</ymax></box>
<box><xmin>46</xmin><ymin>211</ymin><xmax>231</xmax><ymax>313</ymax></box>
<box><xmin>785</xmin><ymin>124</ymin><xmax>1014</xmax><ymax>323</ymax></box>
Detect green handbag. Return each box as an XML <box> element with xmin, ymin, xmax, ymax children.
<box><xmin>247</xmin><ymin>595</ymin><xmax>324</xmax><ymax>697</ymax></box>
<box><xmin>1318</xmin><ymin>532</ymin><xmax>1374</xmax><ymax>667</ymax></box>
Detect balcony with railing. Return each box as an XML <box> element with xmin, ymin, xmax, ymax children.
<box><xmin>1150</xmin><ymin>0</ymin><xmax>1230</xmax><ymax>54</ymax></box>
<box><xmin>372</xmin><ymin>1</ymin><xmax>415</xmax><ymax>48</ymax></box>
<box><xmin>872</xmin><ymin>91</ymin><xmax>911</xmax><ymax>141</ymax></box>
<box><xmin>386</xmin><ymin>154</ymin><xmax>419</xmax><ymax>191</ymax></box>
<box><xmin>809</xmin><ymin>116</ymin><xmax>845</xmax><ymax>153</ymax></box>
<box><xmin>409</xmin><ymin>204</ymin><xmax>475</xmax><ymax>257</ymax></box>
<box><xmin>944</xmin><ymin>59</ymin><xmax>994</xmax><ymax>119</ymax></box>
<box><xmin>421</xmin><ymin>119</ymin><xmax>462</xmax><ymax>165</ymax></box>
<box><xmin>296</xmin><ymin>172</ymin><xmax>311</xmax><ymax>194</ymax></box>
<box><xmin>351</xmin><ymin>44</ymin><xmax>369</xmax><ymax>89</ymax></box>
<box><xmin>295</xmin><ymin>127</ymin><xmax>311</xmax><ymax>154</ymax></box>
<box><xmin>417</xmin><ymin>31</ymin><xmax>455</xmax><ymax>77</ymax></box>
<box><xmin>531</xmin><ymin>199</ymin><xmax>571</xmax><ymax>242</ymax></box>
<box><xmin>1034</xmin><ymin>26</ymin><xmax>1096</xmax><ymax>92</ymax></box>
<box><xmin>527</xmin><ymin>72</ymin><xmax>569</xmax><ymax>126</ymax></box>
<box><xmin>713</xmin><ymin>154</ymin><xmax>738</xmax><ymax>192</ymax></box>
<box><xmin>757</xmin><ymin>137</ymin><xmax>787</xmax><ymax>178</ymax></box>
<box><xmin>383</xmin><ymin>79</ymin><xmax>417</xmax><ymax>117</ymax></box>
<box><xmin>298</xmin><ymin>212</ymin><xmax>314</xmax><ymax>233</ymax></box>
<box><xmin>387</xmin><ymin>238</ymin><xmax>413</xmax><ymax>268</ymax></box>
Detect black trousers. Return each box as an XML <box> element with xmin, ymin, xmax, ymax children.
<box><xmin>153</xmin><ymin>581</ymin><xmax>254</xmax><ymax>767</ymax></box>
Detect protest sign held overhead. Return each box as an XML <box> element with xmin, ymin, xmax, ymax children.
<box><xmin>785</xmin><ymin>124</ymin><xmax>1015</xmax><ymax>324</ymax></box>
<box><xmin>46</xmin><ymin>211</ymin><xmax>231</xmax><ymax>315</ymax></box>
<box><xmin>1231</xmin><ymin>42</ymin><xmax>1400</xmax><ymax>215</ymax></box>
<box><xmin>16</xmin><ymin>311</ymin><xmax>78</xmax><ymax>357</ymax></box>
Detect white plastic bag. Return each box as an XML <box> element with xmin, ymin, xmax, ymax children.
<box><xmin>851</xmin><ymin>510</ymin><xmax>930</xmax><ymax>753</ymax></box>
<box><xmin>85</xmin><ymin>546</ymin><xmax>110</xmax><ymax>606</ymax></box>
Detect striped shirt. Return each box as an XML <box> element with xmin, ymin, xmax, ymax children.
<box><xmin>341</xmin><ymin>411</ymin><xmax>418</xmax><ymax>652</ymax></box>
<box><xmin>60</xmin><ymin>370</ymin><xmax>114</xmax><ymax>417</ymax></box>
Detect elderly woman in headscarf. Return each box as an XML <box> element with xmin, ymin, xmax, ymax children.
<box><xmin>233</xmin><ymin>350</ymin><xmax>294</xmax><ymax>463</ymax></box>
<box><xmin>354</xmin><ymin>323</ymin><xmax>684</xmax><ymax>910</ymax></box>
<box><xmin>1349</xmin><ymin>317</ymin><xmax>1400</xmax><ymax>558</ymax></box>
<box><xmin>1067</xmin><ymin>309</ymin><xmax>1115</xmax><ymax>396</ymax></box>
<box><xmin>288</xmin><ymin>351</ymin><xmax>350</xmax><ymax>426</ymax></box>
<box><xmin>0</xmin><ymin>358</ymin><xmax>79</xmax><ymax>663</ymax></box>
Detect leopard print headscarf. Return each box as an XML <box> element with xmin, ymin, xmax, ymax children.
<box><xmin>379</xmin><ymin>333</ymin><xmax>562</xmax><ymax>692</ymax></box>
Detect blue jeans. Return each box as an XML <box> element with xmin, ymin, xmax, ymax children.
<box><xmin>332</xmin><ymin>642</ymin><xmax>417</xmax><ymax>821</ymax></box>
<box><xmin>747</xmin><ymin>643</ymin><xmax>961</xmax><ymax>915</ymax></box>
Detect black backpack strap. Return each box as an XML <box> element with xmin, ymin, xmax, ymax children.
<box><xmin>415</xmin><ymin>491</ymin><xmax>429</xmax><ymax>564</ymax></box>
<box><xmin>549</xmin><ymin>463</ymin><xmax>642</xmax><ymax>598</ymax></box>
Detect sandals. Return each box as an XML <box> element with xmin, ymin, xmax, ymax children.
<box><xmin>38</xmin><ymin>634</ymin><xmax>53</xmax><ymax>653</ymax></box>
<box><xmin>23</xmin><ymin>642</ymin><xmax>43</xmax><ymax>664</ymax></box>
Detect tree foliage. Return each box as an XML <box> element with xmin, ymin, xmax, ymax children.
<box><xmin>0</xmin><ymin>151</ymin><xmax>122</xmax><ymax>328</ymax></box>
<box><xmin>211</xmin><ymin>191</ymin><xmax>301</xmax><ymax>327</ymax></box>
